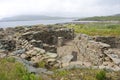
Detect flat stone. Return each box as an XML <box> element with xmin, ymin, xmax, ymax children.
<box><xmin>99</xmin><ymin>42</ymin><xmax>110</xmax><ymax>48</ymax></box>
<box><xmin>47</xmin><ymin>59</ymin><xmax>56</xmax><ymax>62</ymax></box>
<box><xmin>105</xmin><ymin>53</ymin><xmax>120</xmax><ymax>65</ymax></box>
<box><xmin>34</xmin><ymin>47</ymin><xmax>45</xmax><ymax>54</ymax></box>
<box><xmin>61</xmin><ymin>54</ymin><xmax>73</xmax><ymax>63</ymax></box>
<box><xmin>45</xmin><ymin>52</ymin><xmax>58</xmax><ymax>58</ymax></box>
<box><xmin>39</xmin><ymin>48</ymin><xmax>45</xmax><ymax>54</ymax></box>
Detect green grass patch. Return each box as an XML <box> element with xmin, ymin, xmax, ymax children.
<box><xmin>65</xmin><ymin>23</ymin><xmax>120</xmax><ymax>36</ymax></box>
<box><xmin>0</xmin><ymin>57</ymin><xmax>42</xmax><ymax>80</ymax></box>
<box><xmin>50</xmin><ymin>68</ymin><xmax>120</xmax><ymax>80</ymax></box>
<box><xmin>38</xmin><ymin>61</ymin><xmax>46</xmax><ymax>68</ymax></box>
<box><xmin>96</xmin><ymin>70</ymin><xmax>106</xmax><ymax>80</ymax></box>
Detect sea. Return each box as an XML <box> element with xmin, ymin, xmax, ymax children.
<box><xmin>0</xmin><ymin>19</ymin><xmax>74</xmax><ymax>28</ymax></box>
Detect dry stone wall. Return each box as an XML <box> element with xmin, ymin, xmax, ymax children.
<box><xmin>21</xmin><ymin>27</ymin><xmax>74</xmax><ymax>45</ymax></box>
<box><xmin>74</xmin><ymin>34</ymin><xmax>110</xmax><ymax>65</ymax></box>
<box><xmin>74</xmin><ymin>34</ymin><xmax>120</xmax><ymax>71</ymax></box>
<box><xmin>95</xmin><ymin>36</ymin><xmax>120</xmax><ymax>48</ymax></box>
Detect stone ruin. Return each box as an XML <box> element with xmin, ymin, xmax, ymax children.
<box><xmin>0</xmin><ymin>25</ymin><xmax>120</xmax><ymax>75</ymax></box>
<box><xmin>72</xmin><ymin>34</ymin><xmax>120</xmax><ymax>71</ymax></box>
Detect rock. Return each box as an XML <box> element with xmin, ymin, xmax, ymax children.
<box><xmin>62</xmin><ymin>63</ymin><xmax>70</xmax><ymax>67</ymax></box>
<box><xmin>30</xmin><ymin>40</ymin><xmax>43</xmax><ymax>48</ymax></box>
<box><xmin>70</xmin><ymin>61</ymin><xmax>83</xmax><ymax>66</ymax></box>
<box><xmin>99</xmin><ymin>65</ymin><xmax>114</xmax><ymax>71</ymax></box>
<box><xmin>98</xmin><ymin>42</ymin><xmax>110</xmax><ymax>49</ymax></box>
<box><xmin>60</xmin><ymin>64</ymin><xmax>86</xmax><ymax>70</ymax></box>
<box><xmin>31</xmin><ymin>56</ymin><xmax>43</xmax><ymax>63</ymax></box>
<box><xmin>20</xmin><ymin>54</ymin><xmax>28</xmax><ymax>59</ymax></box>
<box><xmin>14</xmin><ymin>56</ymin><xmax>54</xmax><ymax>74</ymax></box>
<box><xmin>0</xmin><ymin>39</ymin><xmax>16</xmax><ymax>51</ymax></box>
<box><xmin>104</xmin><ymin>57</ymin><xmax>111</xmax><ymax>61</ymax></box>
<box><xmin>57</xmin><ymin>37</ymin><xmax>64</xmax><ymax>47</ymax></box>
<box><xmin>45</xmin><ymin>52</ymin><xmax>58</xmax><ymax>58</ymax></box>
<box><xmin>102</xmin><ymin>62</ymin><xmax>109</xmax><ymax>66</ymax></box>
<box><xmin>42</xmin><ymin>70</ymin><xmax>54</xmax><ymax>75</ymax></box>
<box><xmin>21</xmin><ymin>31</ymin><xmax>34</xmax><ymax>40</ymax></box>
<box><xmin>13</xmin><ymin>49</ymin><xmax>26</xmax><ymax>55</ymax></box>
<box><xmin>71</xmin><ymin>51</ymin><xmax>77</xmax><ymax>61</ymax></box>
<box><xmin>34</xmin><ymin>47</ymin><xmax>45</xmax><ymax>54</ymax></box>
<box><xmin>26</xmin><ymin>47</ymin><xmax>45</xmax><ymax>57</ymax></box>
<box><xmin>83</xmin><ymin>62</ymin><xmax>92</xmax><ymax>67</ymax></box>
<box><xmin>61</xmin><ymin>54</ymin><xmax>73</xmax><ymax>63</ymax></box>
<box><xmin>99</xmin><ymin>65</ymin><xmax>106</xmax><ymax>69</ymax></box>
<box><xmin>0</xmin><ymin>53</ymin><xmax>7</xmax><ymax>58</ymax></box>
<box><xmin>105</xmin><ymin>53</ymin><xmax>120</xmax><ymax>65</ymax></box>
<box><xmin>92</xmin><ymin>66</ymin><xmax>99</xmax><ymax>69</ymax></box>
<box><xmin>113</xmin><ymin>65</ymin><xmax>120</xmax><ymax>71</ymax></box>
<box><xmin>26</xmin><ymin>49</ymin><xmax>34</xmax><ymax>55</ymax></box>
<box><xmin>53</xmin><ymin>62</ymin><xmax>62</xmax><ymax>68</ymax></box>
<box><xmin>47</xmin><ymin>58</ymin><xmax>56</xmax><ymax>62</ymax></box>
<box><xmin>43</xmin><ymin>44</ymin><xmax>57</xmax><ymax>53</ymax></box>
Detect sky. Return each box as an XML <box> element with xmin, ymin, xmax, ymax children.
<box><xmin>0</xmin><ymin>0</ymin><xmax>120</xmax><ymax>19</ymax></box>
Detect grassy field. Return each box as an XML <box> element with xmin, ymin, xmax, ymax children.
<box><xmin>65</xmin><ymin>22</ymin><xmax>120</xmax><ymax>36</ymax></box>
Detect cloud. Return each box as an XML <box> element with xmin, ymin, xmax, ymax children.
<box><xmin>0</xmin><ymin>0</ymin><xmax>120</xmax><ymax>18</ymax></box>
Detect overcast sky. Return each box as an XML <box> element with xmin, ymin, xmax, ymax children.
<box><xmin>0</xmin><ymin>0</ymin><xmax>120</xmax><ymax>19</ymax></box>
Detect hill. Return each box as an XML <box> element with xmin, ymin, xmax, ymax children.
<box><xmin>0</xmin><ymin>15</ymin><xmax>68</xmax><ymax>21</ymax></box>
<box><xmin>77</xmin><ymin>14</ymin><xmax>120</xmax><ymax>21</ymax></box>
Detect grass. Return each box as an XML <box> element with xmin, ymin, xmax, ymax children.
<box><xmin>96</xmin><ymin>70</ymin><xmax>106</xmax><ymax>80</ymax></box>
<box><xmin>77</xmin><ymin>15</ymin><xmax>120</xmax><ymax>21</ymax></box>
<box><xmin>50</xmin><ymin>68</ymin><xmax>120</xmax><ymax>80</ymax></box>
<box><xmin>38</xmin><ymin>61</ymin><xmax>46</xmax><ymax>68</ymax></box>
<box><xmin>65</xmin><ymin>23</ymin><xmax>120</xmax><ymax>36</ymax></box>
<box><xmin>0</xmin><ymin>57</ymin><xmax>42</xmax><ymax>80</ymax></box>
